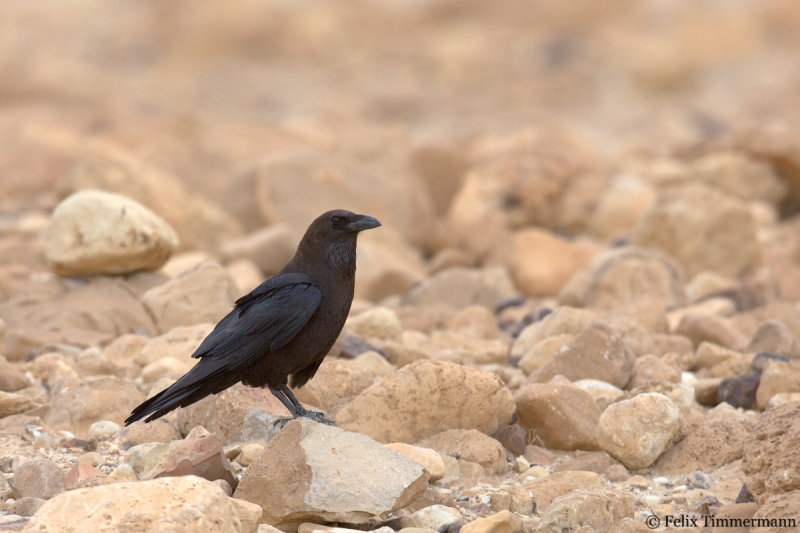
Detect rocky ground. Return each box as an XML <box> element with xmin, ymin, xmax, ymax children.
<box><xmin>2</xmin><ymin>1</ymin><xmax>800</xmax><ymax>532</ymax></box>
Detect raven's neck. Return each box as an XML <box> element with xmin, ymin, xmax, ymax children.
<box><xmin>326</xmin><ymin>237</ymin><xmax>358</xmax><ymax>275</ymax></box>
<box><xmin>290</xmin><ymin>235</ymin><xmax>357</xmax><ymax>279</ymax></box>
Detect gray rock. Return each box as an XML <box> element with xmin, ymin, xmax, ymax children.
<box><xmin>231</xmin><ymin>409</ymin><xmax>284</xmax><ymax>443</ymax></box>
<box><xmin>12</xmin><ymin>457</ymin><xmax>65</xmax><ymax>499</ymax></box>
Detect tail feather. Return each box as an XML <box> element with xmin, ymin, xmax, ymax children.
<box><xmin>124</xmin><ymin>363</ymin><xmax>235</xmax><ymax>425</ymax></box>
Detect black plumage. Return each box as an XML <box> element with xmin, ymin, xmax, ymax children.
<box><xmin>125</xmin><ymin>209</ymin><xmax>381</xmax><ymax>426</ymax></box>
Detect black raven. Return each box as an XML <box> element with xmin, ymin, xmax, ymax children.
<box><xmin>125</xmin><ymin>209</ymin><xmax>381</xmax><ymax>426</ymax></box>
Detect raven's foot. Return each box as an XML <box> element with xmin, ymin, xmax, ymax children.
<box><xmin>271</xmin><ymin>410</ymin><xmax>336</xmax><ymax>429</ymax></box>
<box><xmin>305</xmin><ymin>410</ymin><xmax>336</xmax><ymax>426</ymax></box>
<box><xmin>272</xmin><ymin>416</ymin><xmax>294</xmax><ymax>429</ymax></box>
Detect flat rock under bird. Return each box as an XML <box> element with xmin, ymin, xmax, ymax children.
<box><xmin>125</xmin><ymin>209</ymin><xmax>381</xmax><ymax>426</ymax></box>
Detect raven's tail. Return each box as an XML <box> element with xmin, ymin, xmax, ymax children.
<box><xmin>124</xmin><ymin>362</ymin><xmax>234</xmax><ymax>425</ymax></box>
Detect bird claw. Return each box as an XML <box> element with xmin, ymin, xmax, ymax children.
<box><xmin>271</xmin><ymin>411</ymin><xmax>336</xmax><ymax>429</ymax></box>
<box><xmin>272</xmin><ymin>416</ymin><xmax>293</xmax><ymax>429</ymax></box>
<box><xmin>305</xmin><ymin>410</ymin><xmax>336</xmax><ymax>425</ymax></box>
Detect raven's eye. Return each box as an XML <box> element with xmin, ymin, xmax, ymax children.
<box><xmin>331</xmin><ymin>215</ymin><xmax>345</xmax><ymax>227</ymax></box>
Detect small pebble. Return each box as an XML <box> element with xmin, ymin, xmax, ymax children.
<box><xmin>224</xmin><ymin>444</ymin><xmax>242</xmax><ymax>460</ymax></box>
<box><xmin>513</xmin><ymin>456</ymin><xmax>530</xmax><ymax>473</ymax></box>
<box><xmin>110</xmin><ymin>463</ymin><xmax>138</xmax><ymax>481</ymax></box>
<box><xmin>213</xmin><ymin>478</ymin><xmax>233</xmax><ymax>496</ymax></box>
<box><xmin>237</xmin><ymin>442</ymin><xmax>266</xmax><ymax>467</ymax></box>
<box><xmin>641</xmin><ymin>494</ymin><xmax>662</xmax><ymax>507</ymax></box>
<box><xmin>88</xmin><ymin>421</ymin><xmax>121</xmax><ymax>442</ymax></box>
<box><xmin>78</xmin><ymin>452</ymin><xmax>104</xmax><ymax>467</ymax></box>
<box><xmin>522</xmin><ymin>465</ymin><xmax>549</xmax><ymax>479</ymax></box>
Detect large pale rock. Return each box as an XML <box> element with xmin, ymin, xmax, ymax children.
<box><xmin>0</xmin><ymin>356</ymin><xmax>31</xmax><ymax>392</ymax></box>
<box><xmin>68</xmin><ymin>139</ymin><xmax>241</xmax><ymax>251</ymax></box>
<box><xmin>597</xmin><ymin>392</ymin><xmax>683</xmax><ymax>470</ymax></box>
<box><xmin>461</xmin><ymin>511</ymin><xmax>521</xmax><ymax>533</ymax></box>
<box><xmin>411</xmin><ymin>142</ymin><xmax>469</xmax><ymax>216</ymax></box>
<box><xmin>535</xmin><ymin>487</ymin><xmax>636</xmax><ymax>533</ymax></box>
<box><xmin>732</xmin><ymin>301</ymin><xmax>800</xmax><ymax>341</ymax></box>
<box><xmin>0</xmin><ymin>277</ymin><xmax>157</xmax><ymax>360</ymax></box>
<box><xmin>41</xmin><ymin>190</ymin><xmax>178</xmax><ymax>276</ymax></box>
<box><xmin>418</xmin><ymin>429</ymin><xmax>507</xmax><ymax>475</ymax></box>
<box><xmin>346</xmin><ymin>307</ymin><xmax>403</xmax><ymax>343</ymax></box>
<box><xmin>103</xmin><ymin>334</ymin><xmax>148</xmax><ymax>373</ymax></box>
<box><xmin>528</xmin><ymin>321</ymin><xmax>635</xmax><ymax>389</ymax></box>
<box><xmin>355</xmin><ymin>229</ymin><xmax>426</xmax><ymax>301</ymax></box>
<box><xmin>253</xmin><ymin>149</ymin><xmax>434</xmax><ymax>249</ymax></box>
<box><xmin>560</xmin><ymin>248</ymin><xmax>685</xmax><ymax>311</ymax></box>
<box><xmin>385</xmin><ymin>444</ymin><xmax>445</xmax><ymax>482</ymax></box>
<box><xmin>161</xmin><ymin>251</ymin><xmax>212</xmax><ymax>278</ymax></box>
<box><xmin>219</xmin><ymin>225</ymin><xmax>296</xmax><ymax>276</ymax></box>
<box><xmin>0</xmin><ymin>390</ymin><xmax>40</xmax><ymax>417</ymax></box>
<box><xmin>404</xmin><ymin>267</ymin><xmax>517</xmax><ymax>310</ymax></box>
<box><xmin>43</xmin><ymin>377</ymin><xmax>145</xmax><ymax>436</ymax></box>
<box><xmin>227</xmin><ymin>259</ymin><xmax>266</xmax><ymax>295</ymax></box>
<box><xmin>690</xmin><ymin>151</ymin><xmax>786</xmax><ymax>204</ymax></box>
<box><xmin>752</xmin><ymin>491</ymin><xmax>800</xmax><ymax>533</ymax></box>
<box><xmin>177</xmin><ymin>383</ymin><xmax>293</xmax><ymax>443</ymax></box>
<box><xmin>23</xmin><ymin>475</ymin><xmax>261</xmax><ymax>533</ymax></box>
<box><xmin>137</xmin><ymin>323</ymin><xmax>214</xmax><ymax>367</ymax></box>
<box><xmin>553</xmin><ymin>450</ymin><xmax>620</xmax><ymax>475</ymax></box>
<box><xmin>445</xmin><ymin>137</ymin><xmax>599</xmax><ymax>261</ymax></box>
<box><xmin>559</xmin><ymin>248</ymin><xmax>684</xmax><ymax>333</ymax></box>
<box><xmin>351</xmin><ymin>351</ymin><xmax>396</xmax><ymax>377</ymax></box>
<box><xmin>654</xmin><ymin>417</ymin><xmax>749</xmax><ymax>475</ymax></box>
<box><xmin>143</xmin><ymin>432</ymin><xmax>236</xmax><ymax>487</ymax></box>
<box><xmin>401</xmin><ymin>329</ymin><xmax>508</xmax><ymax>366</ymax></box>
<box><xmin>293</xmin><ymin>359</ymin><xmax>377</xmax><ymax>416</ymax></box>
<box><xmin>396</xmin><ymin>505</ymin><xmax>464</xmax><ymax>530</ymax></box>
<box><xmin>675</xmin><ymin>313</ymin><xmax>747</xmax><ymax>350</ymax></box>
<box><xmin>743</xmin><ymin>401</ymin><xmax>800</xmax><ymax>501</ymax></box>
<box><xmin>449</xmin><ymin>305</ymin><xmax>506</xmax><ymax>341</ymax></box>
<box><xmin>143</xmin><ymin>260</ymin><xmax>239</xmax><ymax>333</ymax></box>
<box><xmin>125</xmin><ymin>442</ymin><xmax>170</xmax><ymax>475</ymax></box>
<box><xmin>732</xmin><ymin>123</ymin><xmax>800</xmax><ymax>210</ymax></box>
<box><xmin>524</xmin><ymin>471</ymin><xmax>606</xmax><ymax>511</ymax></box>
<box><xmin>633</xmin><ymin>185</ymin><xmax>760</xmax><ymax>278</ymax></box>
<box><xmin>511</xmin><ymin>307</ymin><xmax>596</xmax><ymax>364</ymax></box>
<box><xmin>572</xmin><ymin>379</ymin><xmax>624</xmax><ymax>411</ymax></box>
<box><xmin>587</xmin><ymin>175</ymin><xmax>657</xmax><ymax>241</ymax></box>
<box><xmin>114</xmin><ymin>418</ymin><xmax>181</xmax><ymax>450</ymax></box>
<box><xmin>12</xmin><ymin>458</ymin><xmax>65</xmax><ymax>500</ymax></box>
<box><xmin>628</xmin><ymin>354</ymin><xmax>682</xmax><ymax>389</ymax></box>
<box><xmin>23</xmin><ymin>352</ymin><xmax>79</xmax><ymax>387</ymax></box>
<box><xmin>510</xmin><ymin>228</ymin><xmax>596</xmax><ymax>297</ymax></box>
<box><xmin>746</xmin><ymin>320</ymin><xmax>800</xmax><ymax>359</ymax></box>
<box><xmin>756</xmin><ymin>359</ymin><xmax>800</xmax><ymax>409</ymax></box>
<box><xmin>234</xmin><ymin>419</ymin><xmax>428</xmax><ymax>529</ymax></box>
<box><xmin>515</xmin><ymin>381</ymin><xmax>601</xmax><ymax>451</ymax></box>
<box><xmin>517</xmin><ymin>334</ymin><xmax>571</xmax><ymax>376</ymax></box>
<box><xmin>336</xmin><ymin>360</ymin><xmax>515</xmax><ymax>443</ymax></box>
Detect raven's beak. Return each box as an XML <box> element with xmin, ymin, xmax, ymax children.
<box><xmin>347</xmin><ymin>215</ymin><xmax>382</xmax><ymax>232</ymax></box>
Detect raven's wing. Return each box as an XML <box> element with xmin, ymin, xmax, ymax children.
<box><xmin>190</xmin><ymin>272</ymin><xmax>322</xmax><ymax>371</ymax></box>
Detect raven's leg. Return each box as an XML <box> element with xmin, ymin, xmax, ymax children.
<box><xmin>268</xmin><ymin>385</ymin><xmax>335</xmax><ymax>427</ymax></box>
<box><xmin>268</xmin><ymin>386</ymin><xmax>302</xmax><ymax>416</ymax></box>
<box><xmin>277</xmin><ymin>384</ymin><xmax>335</xmax><ymax>426</ymax></box>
